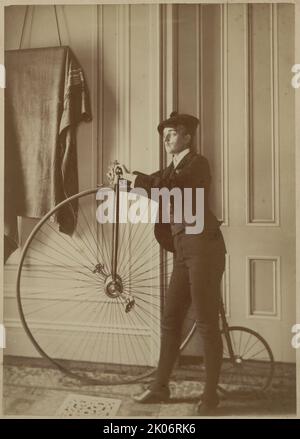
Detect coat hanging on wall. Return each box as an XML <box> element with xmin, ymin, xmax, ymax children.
<box><xmin>4</xmin><ymin>7</ymin><xmax>92</xmax><ymax>263</ymax></box>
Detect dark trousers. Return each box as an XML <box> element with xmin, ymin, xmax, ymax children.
<box><xmin>153</xmin><ymin>229</ymin><xmax>226</xmax><ymax>405</ymax></box>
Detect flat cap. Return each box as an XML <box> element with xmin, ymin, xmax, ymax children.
<box><xmin>157</xmin><ymin>111</ymin><xmax>199</xmax><ymax>136</ymax></box>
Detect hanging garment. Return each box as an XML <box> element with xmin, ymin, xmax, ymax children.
<box><xmin>4</xmin><ymin>46</ymin><xmax>92</xmax><ymax>262</ymax></box>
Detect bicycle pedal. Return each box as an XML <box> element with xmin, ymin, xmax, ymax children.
<box><xmin>125</xmin><ymin>299</ymin><xmax>135</xmax><ymax>313</ymax></box>
<box><xmin>93</xmin><ymin>263</ymin><xmax>107</xmax><ymax>276</ymax></box>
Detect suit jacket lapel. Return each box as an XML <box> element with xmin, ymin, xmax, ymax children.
<box><xmin>162</xmin><ymin>150</ymin><xmax>195</xmax><ymax>180</ymax></box>
<box><xmin>162</xmin><ymin>161</ymin><xmax>174</xmax><ymax>179</ymax></box>
<box><xmin>174</xmin><ymin>150</ymin><xmax>195</xmax><ymax>171</ymax></box>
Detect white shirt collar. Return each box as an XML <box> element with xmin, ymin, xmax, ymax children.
<box><xmin>172</xmin><ymin>148</ymin><xmax>190</xmax><ymax>169</ymax></box>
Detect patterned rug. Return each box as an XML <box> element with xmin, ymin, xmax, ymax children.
<box><xmin>55</xmin><ymin>394</ymin><xmax>121</xmax><ymax>417</ymax></box>
<box><xmin>3</xmin><ymin>356</ymin><xmax>297</xmax><ymax>417</ymax></box>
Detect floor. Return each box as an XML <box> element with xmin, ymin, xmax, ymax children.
<box><xmin>3</xmin><ymin>356</ymin><xmax>297</xmax><ymax>418</ymax></box>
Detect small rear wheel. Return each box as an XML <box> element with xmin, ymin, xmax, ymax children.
<box><xmin>219</xmin><ymin>326</ymin><xmax>275</xmax><ymax>394</ymax></box>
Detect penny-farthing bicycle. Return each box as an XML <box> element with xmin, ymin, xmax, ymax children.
<box><xmin>16</xmin><ymin>164</ymin><xmax>274</xmax><ymax>392</ymax></box>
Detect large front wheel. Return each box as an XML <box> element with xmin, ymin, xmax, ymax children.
<box><xmin>16</xmin><ymin>187</ymin><xmax>172</xmax><ymax>385</ymax></box>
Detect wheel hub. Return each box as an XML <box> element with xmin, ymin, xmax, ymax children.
<box><xmin>93</xmin><ymin>262</ymin><xmax>135</xmax><ymax>312</ymax></box>
<box><xmin>104</xmin><ymin>274</ymin><xmax>123</xmax><ymax>298</ymax></box>
<box><xmin>234</xmin><ymin>356</ymin><xmax>243</xmax><ymax>365</ymax></box>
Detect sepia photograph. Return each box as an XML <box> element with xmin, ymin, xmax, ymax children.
<box><xmin>0</xmin><ymin>0</ymin><xmax>299</xmax><ymax>420</ymax></box>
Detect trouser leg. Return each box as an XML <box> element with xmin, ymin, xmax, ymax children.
<box><xmin>184</xmin><ymin>236</ymin><xmax>225</xmax><ymax>405</ymax></box>
<box><xmin>152</xmin><ymin>258</ymin><xmax>191</xmax><ymax>390</ymax></box>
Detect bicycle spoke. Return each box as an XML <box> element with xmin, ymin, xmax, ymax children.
<box><xmin>242</xmin><ymin>337</ymin><xmax>261</xmax><ymax>359</ymax></box>
<box><xmin>241</xmin><ymin>332</ymin><xmax>253</xmax><ymax>358</ymax></box>
<box><xmin>44</xmin><ymin>221</ymin><xmax>98</xmax><ymax>271</ymax></box>
<box><xmin>246</xmin><ymin>347</ymin><xmax>271</xmax><ymax>361</ymax></box>
<box><xmin>24</xmin><ymin>237</ymin><xmax>100</xmax><ymax>283</ymax></box>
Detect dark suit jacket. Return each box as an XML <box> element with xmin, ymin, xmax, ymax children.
<box><xmin>133</xmin><ymin>150</ymin><xmax>223</xmax><ymax>252</ymax></box>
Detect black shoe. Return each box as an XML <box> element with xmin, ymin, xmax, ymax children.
<box><xmin>195</xmin><ymin>401</ymin><xmax>218</xmax><ymax>416</ymax></box>
<box><xmin>132</xmin><ymin>386</ymin><xmax>170</xmax><ymax>404</ymax></box>
<box><xmin>195</xmin><ymin>394</ymin><xmax>219</xmax><ymax>416</ymax></box>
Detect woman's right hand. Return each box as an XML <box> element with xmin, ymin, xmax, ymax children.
<box><xmin>115</xmin><ymin>163</ymin><xmax>130</xmax><ymax>177</ymax></box>
<box><xmin>106</xmin><ymin>162</ymin><xmax>130</xmax><ymax>184</ymax></box>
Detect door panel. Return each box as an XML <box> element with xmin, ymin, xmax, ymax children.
<box><xmin>178</xmin><ymin>4</ymin><xmax>295</xmax><ymax>362</ymax></box>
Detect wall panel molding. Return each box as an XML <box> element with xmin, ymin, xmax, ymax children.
<box><xmin>220</xmin><ymin>4</ymin><xmax>229</xmax><ymax>226</ymax></box>
<box><xmin>116</xmin><ymin>4</ymin><xmax>131</xmax><ymax>166</ymax></box>
<box><xmin>160</xmin><ymin>4</ymin><xmax>177</xmax><ymax>290</ymax></box>
<box><xmin>196</xmin><ymin>4</ymin><xmax>202</xmax><ymax>153</ymax></box>
<box><xmin>222</xmin><ymin>254</ymin><xmax>230</xmax><ymax>317</ymax></box>
<box><xmin>148</xmin><ymin>4</ymin><xmax>161</xmax><ymax>171</ymax></box>
<box><xmin>246</xmin><ymin>255</ymin><xmax>281</xmax><ymax>319</ymax></box>
<box><xmin>246</xmin><ymin>4</ymin><xmax>280</xmax><ymax>226</ymax></box>
<box><xmin>97</xmin><ymin>5</ymin><xmax>104</xmax><ymax>185</ymax></box>
<box><xmin>160</xmin><ymin>3</ymin><xmax>178</xmax><ymax>133</ymax></box>
<box><xmin>4</xmin><ymin>317</ymin><xmax>150</xmax><ymax>335</ymax></box>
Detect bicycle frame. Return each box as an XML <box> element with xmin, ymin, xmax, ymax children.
<box><xmin>219</xmin><ymin>298</ymin><xmax>236</xmax><ymax>361</ymax></box>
